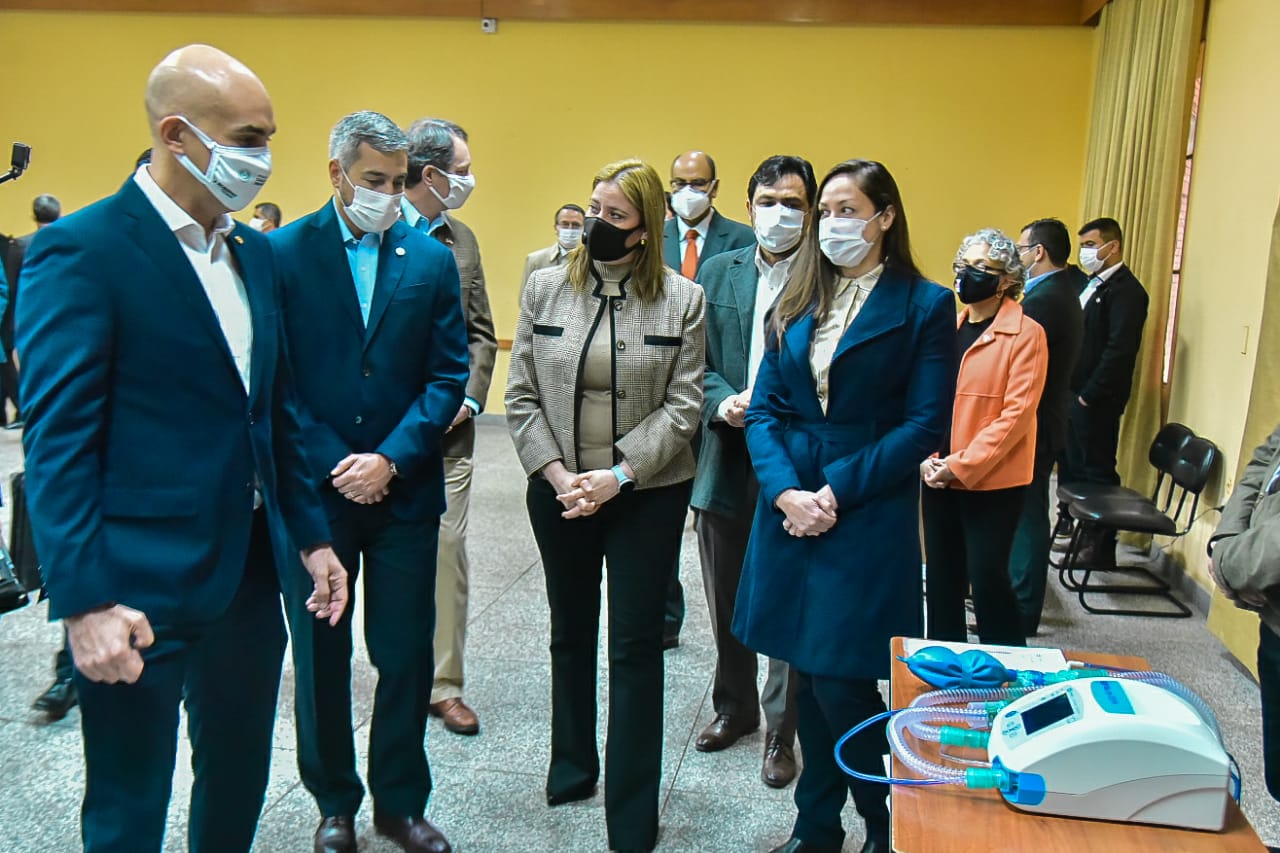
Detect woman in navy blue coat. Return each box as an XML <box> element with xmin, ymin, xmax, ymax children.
<box><xmin>733</xmin><ymin>160</ymin><xmax>957</xmax><ymax>853</ymax></box>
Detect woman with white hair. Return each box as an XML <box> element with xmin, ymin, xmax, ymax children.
<box><xmin>922</xmin><ymin>227</ymin><xmax>1047</xmax><ymax>647</ymax></box>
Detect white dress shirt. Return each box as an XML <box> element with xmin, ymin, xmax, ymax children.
<box><xmin>715</xmin><ymin>249</ymin><xmax>794</xmax><ymax>421</ymax></box>
<box><xmin>676</xmin><ymin>209</ymin><xmax>714</xmax><ymax>262</ymax></box>
<box><xmin>1078</xmin><ymin>261</ymin><xmax>1122</xmax><ymax>308</ymax></box>
<box><xmin>133</xmin><ymin>165</ymin><xmax>252</xmax><ymax>393</ymax></box>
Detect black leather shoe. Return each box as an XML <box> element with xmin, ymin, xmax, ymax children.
<box><xmin>4</xmin><ymin>420</ymin><xmax>23</xmax><ymax>431</ymax></box>
<box><xmin>768</xmin><ymin>838</ymin><xmax>842</xmax><ymax>853</ymax></box>
<box><xmin>32</xmin><ymin>678</ymin><xmax>77</xmax><ymax>720</ymax></box>
<box><xmin>373</xmin><ymin>814</ymin><xmax>451</xmax><ymax>853</ymax></box>
<box><xmin>761</xmin><ymin>732</ymin><xmax>797</xmax><ymax>788</ymax></box>
<box><xmin>662</xmin><ymin>631</ymin><xmax>680</xmax><ymax>650</ymax></box>
<box><xmin>313</xmin><ymin>816</ymin><xmax>356</xmax><ymax>853</ymax></box>
<box><xmin>695</xmin><ymin>713</ymin><xmax>759</xmax><ymax>752</ymax></box>
<box><xmin>546</xmin><ymin>780</ymin><xmax>596</xmax><ymax>806</ymax></box>
<box><xmin>859</xmin><ymin>837</ymin><xmax>891</xmax><ymax>853</ymax></box>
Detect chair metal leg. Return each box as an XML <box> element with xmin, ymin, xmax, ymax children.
<box><xmin>1059</xmin><ymin>523</ymin><xmax>1192</xmax><ymax>618</ymax></box>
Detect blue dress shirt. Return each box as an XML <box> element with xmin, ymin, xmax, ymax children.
<box><xmin>333</xmin><ymin>198</ymin><xmax>381</xmax><ymax>326</ymax></box>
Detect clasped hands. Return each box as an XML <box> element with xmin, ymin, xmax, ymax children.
<box><xmin>920</xmin><ymin>457</ymin><xmax>956</xmax><ymax>489</ymax></box>
<box><xmin>776</xmin><ymin>486</ymin><xmax>838</xmax><ymax>537</ymax></box>
<box><xmin>332</xmin><ymin>452</ymin><xmax>392</xmax><ymax>504</ymax></box>
<box><xmin>544</xmin><ymin>460</ymin><xmax>628</xmax><ymax>519</ymax></box>
<box><xmin>722</xmin><ymin>387</ymin><xmax>752</xmax><ymax>429</ymax></box>
<box><xmin>66</xmin><ymin>544</ymin><xmax>349</xmax><ymax>685</ymax></box>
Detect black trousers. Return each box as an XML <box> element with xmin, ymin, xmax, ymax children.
<box><xmin>76</xmin><ymin>510</ymin><xmax>284</xmax><ymax>853</ymax></box>
<box><xmin>288</xmin><ymin>502</ymin><xmax>440</xmax><ymax>819</ymax></box>
<box><xmin>923</xmin><ymin>485</ymin><xmax>1028</xmax><ymax>647</ymax></box>
<box><xmin>791</xmin><ymin>671</ymin><xmax>890</xmax><ymax>847</ymax></box>
<box><xmin>1259</xmin><ymin>622</ymin><xmax>1280</xmax><ymax>801</ymax></box>
<box><xmin>695</xmin><ymin>485</ymin><xmax>797</xmax><ymax>742</ymax></box>
<box><xmin>527</xmin><ymin>477</ymin><xmax>691</xmax><ymax>852</ymax></box>
<box><xmin>1058</xmin><ymin>399</ymin><xmax>1123</xmax><ymax>548</ymax></box>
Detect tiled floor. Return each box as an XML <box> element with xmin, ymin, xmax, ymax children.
<box><xmin>1</xmin><ymin>419</ymin><xmax>1278</xmax><ymax>851</ymax></box>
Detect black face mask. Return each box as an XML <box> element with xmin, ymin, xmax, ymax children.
<box><xmin>955</xmin><ymin>266</ymin><xmax>1002</xmax><ymax>304</ymax></box>
<box><xmin>583</xmin><ymin>217</ymin><xmax>642</xmax><ymax>263</ymax></box>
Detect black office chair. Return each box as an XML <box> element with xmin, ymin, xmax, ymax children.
<box><xmin>1059</xmin><ymin>434</ymin><xmax>1219</xmax><ymax>618</ymax></box>
<box><xmin>1051</xmin><ymin>422</ymin><xmax>1194</xmax><ymax>567</ymax></box>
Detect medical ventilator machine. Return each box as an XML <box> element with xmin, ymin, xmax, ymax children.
<box><xmin>836</xmin><ymin>645</ymin><xmax>1238</xmax><ymax>832</ymax></box>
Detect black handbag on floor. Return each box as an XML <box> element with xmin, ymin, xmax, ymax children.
<box><xmin>0</xmin><ymin>539</ymin><xmax>27</xmax><ymax>613</ymax></box>
<box><xmin>6</xmin><ymin>472</ymin><xmax>42</xmax><ymax>607</ymax></box>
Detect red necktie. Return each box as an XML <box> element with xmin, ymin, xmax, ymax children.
<box><xmin>682</xmin><ymin>229</ymin><xmax>699</xmax><ymax>279</ymax></box>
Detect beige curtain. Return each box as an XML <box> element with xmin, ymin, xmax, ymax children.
<box><xmin>1081</xmin><ymin>0</ymin><xmax>1205</xmax><ymax>498</ymax></box>
<box><xmin>1207</xmin><ymin>200</ymin><xmax>1280</xmax><ymax>673</ymax></box>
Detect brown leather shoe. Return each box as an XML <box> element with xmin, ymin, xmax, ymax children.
<box><xmin>314</xmin><ymin>816</ymin><xmax>356</xmax><ymax>853</ymax></box>
<box><xmin>694</xmin><ymin>713</ymin><xmax>759</xmax><ymax>752</ymax></box>
<box><xmin>761</xmin><ymin>732</ymin><xmax>797</xmax><ymax>788</ymax></box>
<box><xmin>373</xmin><ymin>814</ymin><xmax>452</xmax><ymax>853</ymax></box>
<box><xmin>429</xmin><ymin>697</ymin><xmax>480</xmax><ymax>736</ymax></box>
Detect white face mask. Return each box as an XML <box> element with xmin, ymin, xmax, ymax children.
<box><xmin>671</xmin><ymin>186</ymin><xmax>712</xmax><ymax>221</ymax></box>
<box><xmin>819</xmin><ymin>211</ymin><xmax>883</xmax><ymax>268</ymax></box>
<box><xmin>175</xmin><ymin>117</ymin><xmax>271</xmax><ymax>212</ymax></box>
<box><xmin>752</xmin><ymin>204</ymin><xmax>805</xmax><ymax>254</ymax></box>
<box><xmin>339</xmin><ymin>169</ymin><xmax>403</xmax><ymax>234</ymax></box>
<box><xmin>248</xmin><ymin>217</ymin><xmax>268</xmax><ymax>232</ymax></box>
<box><xmin>428</xmin><ymin>170</ymin><xmax>476</xmax><ymax>210</ymax></box>
<box><xmin>557</xmin><ymin>226</ymin><xmax>582</xmax><ymax>250</ymax></box>
<box><xmin>1079</xmin><ymin>244</ymin><xmax>1111</xmax><ymax>275</ymax></box>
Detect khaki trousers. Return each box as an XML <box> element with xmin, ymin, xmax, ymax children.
<box><xmin>432</xmin><ymin>454</ymin><xmax>472</xmax><ymax>703</ymax></box>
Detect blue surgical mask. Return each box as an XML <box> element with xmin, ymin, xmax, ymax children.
<box><xmin>174</xmin><ymin>117</ymin><xmax>271</xmax><ymax>212</ymax></box>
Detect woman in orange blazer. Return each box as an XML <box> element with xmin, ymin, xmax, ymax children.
<box><xmin>922</xmin><ymin>228</ymin><xmax>1047</xmax><ymax>647</ymax></box>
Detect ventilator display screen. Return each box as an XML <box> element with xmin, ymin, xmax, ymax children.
<box><xmin>1021</xmin><ymin>693</ymin><xmax>1073</xmax><ymax>736</ymax></box>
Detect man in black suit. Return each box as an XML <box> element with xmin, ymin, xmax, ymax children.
<box><xmin>1009</xmin><ymin>219</ymin><xmax>1083</xmax><ymax>636</ymax></box>
<box><xmin>661</xmin><ymin>150</ymin><xmax>755</xmax><ymax>648</ymax></box>
<box><xmin>1058</xmin><ymin>217</ymin><xmax>1149</xmax><ymax>566</ymax></box>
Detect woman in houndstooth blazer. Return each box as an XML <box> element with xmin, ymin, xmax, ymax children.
<box><xmin>506</xmin><ymin>158</ymin><xmax>705</xmax><ymax>853</ymax></box>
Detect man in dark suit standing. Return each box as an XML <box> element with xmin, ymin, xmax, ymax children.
<box><xmin>661</xmin><ymin>149</ymin><xmax>755</xmax><ymax>647</ymax></box>
<box><xmin>691</xmin><ymin>155</ymin><xmax>815</xmax><ymax>789</ymax></box>
<box><xmin>1058</xmin><ymin>217</ymin><xmax>1149</xmax><ymax>566</ymax></box>
<box><xmin>1009</xmin><ymin>219</ymin><xmax>1083</xmax><ymax>636</ymax></box>
<box><xmin>400</xmin><ymin>117</ymin><xmax>497</xmax><ymax>737</ymax></box>
<box><xmin>1</xmin><ymin>193</ymin><xmax>58</xmax><ymax>430</ymax></box>
<box><xmin>16</xmin><ymin>45</ymin><xmax>348</xmax><ymax>853</ymax></box>
<box><xmin>271</xmin><ymin>111</ymin><xmax>469</xmax><ymax>853</ymax></box>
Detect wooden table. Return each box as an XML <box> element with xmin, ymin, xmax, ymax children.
<box><xmin>888</xmin><ymin>637</ymin><xmax>1266</xmax><ymax>852</ymax></box>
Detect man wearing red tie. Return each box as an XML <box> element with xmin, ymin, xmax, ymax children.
<box><xmin>660</xmin><ymin>150</ymin><xmax>754</xmax><ymax>649</ymax></box>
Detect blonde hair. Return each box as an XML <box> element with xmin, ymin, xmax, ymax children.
<box><xmin>567</xmin><ymin>158</ymin><xmax>668</xmax><ymax>302</ymax></box>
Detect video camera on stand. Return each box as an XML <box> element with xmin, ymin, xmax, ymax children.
<box><xmin>0</xmin><ymin>143</ymin><xmax>31</xmax><ymax>185</ymax></box>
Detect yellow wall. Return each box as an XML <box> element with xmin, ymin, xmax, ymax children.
<box><xmin>0</xmin><ymin>12</ymin><xmax>1095</xmax><ymax>411</ymax></box>
<box><xmin>1164</xmin><ymin>0</ymin><xmax>1280</xmax><ymax>590</ymax></box>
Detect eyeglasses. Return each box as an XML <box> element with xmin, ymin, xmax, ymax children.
<box><xmin>670</xmin><ymin>178</ymin><xmax>712</xmax><ymax>191</ymax></box>
<box><xmin>953</xmin><ymin>262</ymin><xmax>1004</xmax><ymax>276</ymax></box>
<box><xmin>1015</xmin><ymin>243</ymin><xmax>1039</xmax><ymax>254</ymax></box>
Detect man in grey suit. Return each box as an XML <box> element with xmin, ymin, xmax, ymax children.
<box><xmin>401</xmin><ymin>118</ymin><xmax>497</xmax><ymax>736</ymax></box>
<box><xmin>520</xmin><ymin>203</ymin><xmax>584</xmax><ymax>296</ymax></box>
<box><xmin>1209</xmin><ymin>422</ymin><xmax>1280</xmax><ymax>816</ymax></box>
<box><xmin>662</xmin><ymin>149</ymin><xmax>755</xmax><ymax>648</ymax></box>
<box><xmin>690</xmin><ymin>155</ymin><xmax>816</xmax><ymax>789</ymax></box>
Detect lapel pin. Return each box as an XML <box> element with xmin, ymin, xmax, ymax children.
<box><xmin>395</xmin><ymin>246</ymin><xmax>406</xmax><ymax>256</ymax></box>
<box><xmin>234</xmin><ymin>235</ymin><xmax>244</xmax><ymax>244</ymax></box>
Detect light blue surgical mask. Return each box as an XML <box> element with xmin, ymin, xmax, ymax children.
<box><xmin>174</xmin><ymin>116</ymin><xmax>271</xmax><ymax>212</ymax></box>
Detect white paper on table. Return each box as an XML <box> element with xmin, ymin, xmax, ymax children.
<box><xmin>900</xmin><ymin>638</ymin><xmax>1068</xmax><ymax>673</ymax></box>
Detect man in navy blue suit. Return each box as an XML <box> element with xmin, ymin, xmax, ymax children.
<box><xmin>270</xmin><ymin>112</ymin><xmax>469</xmax><ymax>853</ymax></box>
<box><xmin>15</xmin><ymin>45</ymin><xmax>349</xmax><ymax>853</ymax></box>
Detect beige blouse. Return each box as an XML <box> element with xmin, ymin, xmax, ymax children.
<box><xmin>810</xmin><ymin>264</ymin><xmax>884</xmax><ymax>413</ymax></box>
<box><xmin>578</xmin><ymin>264</ymin><xmax>628</xmax><ymax>471</ymax></box>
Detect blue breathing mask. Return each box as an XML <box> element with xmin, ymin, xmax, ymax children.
<box><xmin>899</xmin><ymin>646</ymin><xmax>1016</xmax><ymax>689</ymax></box>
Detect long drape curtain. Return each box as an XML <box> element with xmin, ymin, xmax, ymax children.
<box><xmin>1080</xmin><ymin>0</ymin><xmax>1205</xmax><ymax>498</ymax></box>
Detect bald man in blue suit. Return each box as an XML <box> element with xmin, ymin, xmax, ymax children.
<box><xmin>16</xmin><ymin>46</ymin><xmax>347</xmax><ymax>853</ymax></box>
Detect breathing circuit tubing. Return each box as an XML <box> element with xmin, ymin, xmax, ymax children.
<box><xmin>833</xmin><ymin>669</ymin><xmax>1228</xmax><ymax>793</ymax></box>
